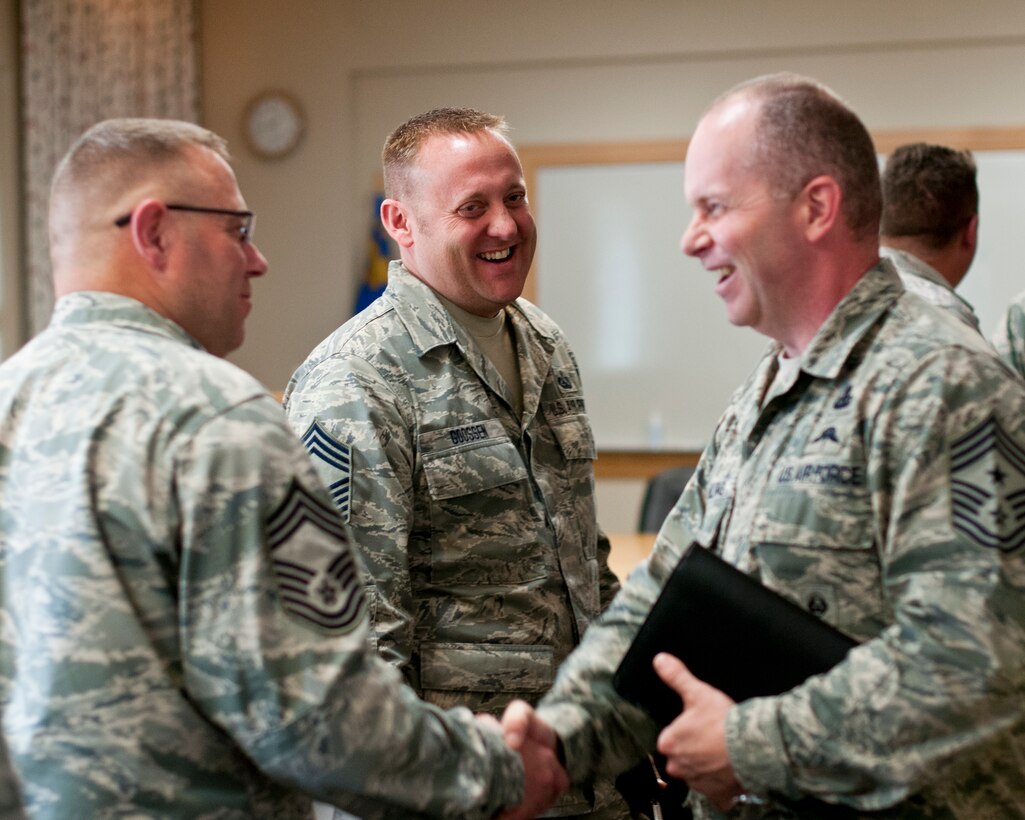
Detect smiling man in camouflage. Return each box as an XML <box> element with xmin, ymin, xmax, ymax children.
<box><xmin>285</xmin><ymin>108</ymin><xmax>626</xmax><ymax>818</ymax></box>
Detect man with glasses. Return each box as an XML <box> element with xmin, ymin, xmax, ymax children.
<box><xmin>0</xmin><ymin>118</ymin><xmax>565</xmax><ymax>818</ymax></box>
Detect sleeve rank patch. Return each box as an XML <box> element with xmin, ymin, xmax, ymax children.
<box><xmin>266</xmin><ymin>477</ymin><xmax>365</xmax><ymax>631</ymax></box>
<box><xmin>301</xmin><ymin>419</ymin><xmax>351</xmax><ymax>521</ymax></box>
<box><xmin>950</xmin><ymin>416</ymin><xmax>1025</xmax><ymax>554</ymax></box>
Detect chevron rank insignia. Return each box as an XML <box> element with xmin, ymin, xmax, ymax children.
<box><xmin>301</xmin><ymin>419</ymin><xmax>351</xmax><ymax>522</ymax></box>
<box><xmin>950</xmin><ymin>416</ymin><xmax>1025</xmax><ymax>554</ymax></box>
<box><xmin>266</xmin><ymin>478</ymin><xmax>365</xmax><ymax>632</ymax></box>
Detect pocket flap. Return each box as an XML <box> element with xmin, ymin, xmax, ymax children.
<box><xmin>421</xmin><ymin>427</ymin><xmax>527</xmax><ymax>500</ymax></box>
<box><xmin>420</xmin><ymin>642</ymin><xmax>554</xmax><ymax>693</ymax></box>
<box><xmin>549</xmin><ymin>414</ymin><xmax>597</xmax><ymax>461</ymax></box>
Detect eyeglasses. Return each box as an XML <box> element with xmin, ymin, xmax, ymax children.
<box><xmin>114</xmin><ymin>203</ymin><xmax>255</xmax><ymax>242</ymax></box>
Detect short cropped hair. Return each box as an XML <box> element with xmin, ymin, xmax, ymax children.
<box><xmin>880</xmin><ymin>143</ymin><xmax>978</xmax><ymax>249</ymax></box>
<box><xmin>716</xmin><ymin>73</ymin><xmax>882</xmax><ymax>240</ymax></box>
<box><xmin>382</xmin><ymin>107</ymin><xmax>509</xmax><ymax>200</ymax></box>
<box><xmin>50</xmin><ymin>118</ymin><xmax>229</xmax><ymax>207</ymax></box>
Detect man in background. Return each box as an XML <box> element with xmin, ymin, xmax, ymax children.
<box><xmin>0</xmin><ymin>117</ymin><xmax>564</xmax><ymax>819</ymax></box>
<box><xmin>505</xmin><ymin>74</ymin><xmax>1025</xmax><ymax>818</ymax></box>
<box><xmin>285</xmin><ymin>108</ymin><xmax>627</xmax><ymax>818</ymax></box>
<box><xmin>880</xmin><ymin>142</ymin><xmax>981</xmax><ymax>330</ymax></box>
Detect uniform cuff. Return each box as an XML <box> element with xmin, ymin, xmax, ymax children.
<box><xmin>725</xmin><ymin>697</ymin><xmax>799</xmax><ymax>800</ymax></box>
<box><xmin>535</xmin><ymin>701</ymin><xmax>596</xmax><ymax>784</ymax></box>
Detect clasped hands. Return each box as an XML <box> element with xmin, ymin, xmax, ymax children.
<box><xmin>486</xmin><ymin>653</ymin><xmax>744</xmax><ymax>818</ymax></box>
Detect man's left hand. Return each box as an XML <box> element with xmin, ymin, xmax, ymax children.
<box><xmin>653</xmin><ymin>652</ymin><xmax>744</xmax><ymax>811</ymax></box>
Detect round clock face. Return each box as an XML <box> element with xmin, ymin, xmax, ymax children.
<box><xmin>244</xmin><ymin>92</ymin><xmax>304</xmax><ymax>159</ymax></box>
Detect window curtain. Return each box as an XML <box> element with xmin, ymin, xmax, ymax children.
<box><xmin>21</xmin><ymin>0</ymin><xmax>199</xmax><ymax>335</ymax></box>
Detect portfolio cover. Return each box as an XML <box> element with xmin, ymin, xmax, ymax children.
<box><xmin>613</xmin><ymin>543</ymin><xmax>858</xmax><ymax>727</ymax></box>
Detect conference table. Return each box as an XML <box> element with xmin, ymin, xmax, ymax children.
<box><xmin>606</xmin><ymin>531</ymin><xmax>658</xmax><ymax>582</ymax></box>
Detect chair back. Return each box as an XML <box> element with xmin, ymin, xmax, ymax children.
<box><xmin>637</xmin><ymin>466</ymin><xmax>695</xmax><ymax>533</ymax></box>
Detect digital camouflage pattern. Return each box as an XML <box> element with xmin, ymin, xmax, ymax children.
<box><xmin>991</xmin><ymin>287</ymin><xmax>1025</xmax><ymax>379</ymax></box>
<box><xmin>285</xmin><ymin>261</ymin><xmax>624</xmax><ymax>818</ymax></box>
<box><xmin>0</xmin><ymin>292</ymin><xmax>524</xmax><ymax>820</ymax></box>
<box><xmin>881</xmin><ymin>247</ymin><xmax>981</xmax><ymax>332</ymax></box>
<box><xmin>537</xmin><ymin>261</ymin><xmax>1025</xmax><ymax>818</ymax></box>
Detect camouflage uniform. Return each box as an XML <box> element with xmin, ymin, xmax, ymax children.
<box><xmin>537</xmin><ymin>260</ymin><xmax>1025</xmax><ymax>818</ymax></box>
<box><xmin>881</xmin><ymin>247</ymin><xmax>980</xmax><ymax>332</ymax></box>
<box><xmin>0</xmin><ymin>292</ymin><xmax>524</xmax><ymax>820</ymax></box>
<box><xmin>285</xmin><ymin>261</ymin><xmax>624</xmax><ymax>818</ymax></box>
<box><xmin>991</xmin><ymin>287</ymin><xmax>1025</xmax><ymax>379</ymax></box>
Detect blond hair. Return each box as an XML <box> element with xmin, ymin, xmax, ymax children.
<box><xmin>382</xmin><ymin>108</ymin><xmax>509</xmax><ymax>200</ymax></box>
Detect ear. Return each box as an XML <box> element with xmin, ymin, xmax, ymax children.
<box><xmin>380</xmin><ymin>198</ymin><xmax>415</xmax><ymax>248</ymax></box>
<box><xmin>962</xmin><ymin>214</ymin><xmax>979</xmax><ymax>253</ymax></box>
<box><xmin>797</xmin><ymin>175</ymin><xmax>842</xmax><ymax>243</ymax></box>
<box><xmin>129</xmin><ymin>199</ymin><xmax>171</xmax><ymax>270</ymax></box>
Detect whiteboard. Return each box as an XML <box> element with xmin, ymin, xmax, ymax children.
<box><xmin>535</xmin><ymin>150</ymin><xmax>1025</xmax><ymax>451</ymax></box>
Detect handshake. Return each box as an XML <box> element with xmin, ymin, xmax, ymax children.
<box><xmin>479</xmin><ymin>699</ymin><xmax>568</xmax><ymax>820</ymax></box>
<box><xmin>482</xmin><ymin>654</ymin><xmax>744</xmax><ymax>819</ymax></box>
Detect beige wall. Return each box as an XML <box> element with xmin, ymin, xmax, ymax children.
<box><xmin>200</xmin><ymin>0</ymin><xmax>359</xmax><ymax>391</ymax></box>
<box><xmin>180</xmin><ymin>0</ymin><xmax>1025</xmax><ymax>530</ymax></box>
<box><xmin>1</xmin><ymin>2</ymin><xmax>1021</xmax><ymax>525</ymax></box>
<box><xmin>202</xmin><ymin>0</ymin><xmax>1025</xmax><ymax>396</ymax></box>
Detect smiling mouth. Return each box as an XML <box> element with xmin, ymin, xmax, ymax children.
<box><xmin>479</xmin><ymin>247</ymin><xmax>514</xmax><ymax>262</ymax></box>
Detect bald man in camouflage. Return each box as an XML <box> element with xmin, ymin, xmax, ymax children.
<box><xmin>505</xmin><ymin>74</ymin><xmax>1025</xmax><ymax>819</ymax></box>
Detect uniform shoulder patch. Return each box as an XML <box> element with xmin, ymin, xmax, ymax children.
<box><xmin>266</xmin><ymin>477</ymin><xmax>365</xmax><ymax>632</ymax></box>
<box><xmin>301</xmin><ymin>419</ymin><xmax>351</xmax><ymax>522</ymax></box>
<box><xmin>950</xmin><ymin>416</ymin><xmax>1025</xmax><ymax>554</ymax></box>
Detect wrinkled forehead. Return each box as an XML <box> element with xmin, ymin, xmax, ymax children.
<box><xmin>409</xmin><ymin>131</ymin><xmax>524</xmax><ymax>197</ymax></box>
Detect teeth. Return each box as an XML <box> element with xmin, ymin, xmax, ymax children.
<box><xmin>480</xmin><ymin>248</ymin><xmax>512</xmax><ymax>261</ymax></box>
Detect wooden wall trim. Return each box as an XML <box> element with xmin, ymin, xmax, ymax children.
<box><xmin>594</xmin><ymin>450</ymin><xmax>701</xmax><ymax>479</ymax></box>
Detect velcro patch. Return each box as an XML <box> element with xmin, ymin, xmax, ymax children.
<box><xmin>267</xmin><ymin>478</ymin><xmax>365</xmax><ymax>632</ymax></box>
<box><xmin>950</xmin><ymin>416</ymin><xmax>1025</xmax><ymax>553</ymax></box>
<box><xmin>554</xmin><ymin>370</ymin><xmax>577</xmax><ymax>392</ymax></box>
<box><xmin>301</xmin><ymin>420</ymin><xmax>351</xmax><ymax>521</ymax></box>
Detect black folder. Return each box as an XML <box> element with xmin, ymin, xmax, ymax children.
<box><xmin>613</xmin><ymin>543</ymin><xmax>858</xmax><ymax>728</ymax></box>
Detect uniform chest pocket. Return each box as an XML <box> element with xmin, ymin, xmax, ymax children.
<box><xmin>420</xmin><ymin>428</ymin><xmax>544</xmax><ymax>584</ymax></box>
<box><xmin>421</xmin><ymin>425</ymin><xmax>527</xmax><ymax>500</ymax></box>
<box><xmin>752</xmin><ymin>461</ymin><xmax>885</xmax><ymax>638</ymax></box>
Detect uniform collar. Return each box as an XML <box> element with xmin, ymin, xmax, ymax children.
<box><xmin>384</xmin><ymin>261</ymin><xmax>460</xmax><ymax>356</ymax></box>
<box><xmin>384</xmin><ymin>260</ymin><xmax>556</xmax><ymax>356</ymax></box>
<box><xmin>792</xmin><ymin>258</ymin><xmax>904</xmax><ymax>380</ymax></box>
<box><xmin>51</xmin><ymin>291</ymin><xmax>204</xmax><ymax>350</ymax></box>
<box><xmin>880</xmin><ymin>246</ymin><xmax>951</xmax><ymax>291</ymax></box>
<box><xmin>383</xmin><ymin>261</ymin><xmax>559</xmax><ymax>422</ymax></box>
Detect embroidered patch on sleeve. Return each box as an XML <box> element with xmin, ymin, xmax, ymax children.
<box><xmin>266</xmin><ymin>477</ymin><xmax>365</xmax><ymax>632</ymax></box>
<box><xmin>301</xmin><ymin>420</ymin><xmax>351</xmax><ymax>522</ymax></box>
<box><xmin>950</xmin><ymin>416</ymin><xmax>1025</xmax><ymax>553</ymax></box>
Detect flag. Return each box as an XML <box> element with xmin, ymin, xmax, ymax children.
<box><xmin>354</xmin><ymin>194</ymin><xmax>392</xmax><ymax>314</ymax></box>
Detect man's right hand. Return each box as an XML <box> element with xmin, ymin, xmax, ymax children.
<box><xmin>497</xmin><ymin>699</ymin><xmax>569</xmax><ymax>819</ymax></box>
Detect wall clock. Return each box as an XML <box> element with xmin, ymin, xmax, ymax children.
<box><xmin>243</xmin><ymin>91</ymin><xmax>305</xmax><ymax>160</ymax></box>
